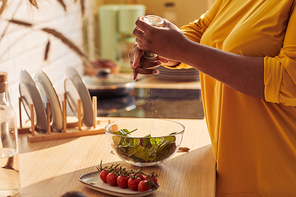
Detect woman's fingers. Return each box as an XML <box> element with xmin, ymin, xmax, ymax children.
<box><xmin>129</xmin><ymin>29</ymin><xmax>165</xmax><ymax>80</ymax></box>
<box><xmin>137</xmin><ymin>67</ymin><xmax>158</xmax><ymax>75</ymax></box>
<box><xmin>135</xmin><ymin>18</ymin><xmax>152</xmax><ymax>33</ymax></box>
<box><xmin>132</xmin><ymin>67</ymin><xmax>139</xmax><ymax>81</ymax></box>
<box><xmin>131</xmin><ymin>60</ymin><xmax>160</xmax><ymax>80</ymax></box>
<box><xmin>132</xmin><ymin>67</ymin><xmax>158</xmax><ymax>80</ymax></box>
<box><xmin>133</xmin><ymin>27</ymin><xmax>144</xmax><ymax>40</ymax></box>
<box><xmin>158</xmin><ymin>56</ymin><xmax>169</xmax><ymax>63</ymax></box>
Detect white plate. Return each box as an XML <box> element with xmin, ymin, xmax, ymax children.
<box><xmin>19</xmin><ymin>82</ymin><xmax>36</xmax><ymax>124</ymax></box>
<box><xmin>35</xmin><ymin>70</ymin><xmax>63</xmax><ymax>132</ymax></box>
<box><xmin>79</xmin><ymin>171</ymin><xmax>159</xmax><ymax>197</ymax></box>
<box><xmin>19</xmin><ymin>69</ymin><xmax>48</xmax><ymax>133</ymax></box>
<box><xmin>156</xmin><ymin>67</ymin><xmax>200</xmax><ymax>81</ymax></box>
<box><xmin>64</xmin><ymin>66</ymin><xmax>94</xmax><ymax>127</ymax></box>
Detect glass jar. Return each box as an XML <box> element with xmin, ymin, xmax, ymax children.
<box><xmin>141</xmin><ymin>15</ymin><xmax>164</xmax><ymax>60</ymax></box>
<box><xmin>0</xmin><ymin>71</ymin><xmax>20</xmax><ymax>196</ymax></box>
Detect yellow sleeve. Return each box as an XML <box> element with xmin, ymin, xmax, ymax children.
<box><xmin>264</xmin><ymin>2</ymin><xmax>296</xmax><ymax>106</ymax></box>
<box><xmin>163</xmin><ymin>0</ymin><xmax>223</xmax><ymax>69</ymax></box>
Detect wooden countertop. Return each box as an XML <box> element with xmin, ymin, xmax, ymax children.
<box><xmin>118</xmin><ymin>73</ymin><xmax>201</xmax><ymax>89</ymax></box>
<box><xmin>135</xmin><ymin>76</ymin><xmax>201</xmax><ymax>89</ymax></box>
<box><xmin>17</xmin><ymin>117</ymin><xmax>215</xmax><ymax>197</ymax></box>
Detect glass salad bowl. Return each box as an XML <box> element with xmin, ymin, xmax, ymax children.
<box><xmin>105</xmin><ymin>119</ymin><xmax>185</xmax><ymax>167</ymax></box>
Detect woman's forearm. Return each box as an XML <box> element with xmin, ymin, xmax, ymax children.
<box><xmin>176</xmin><ymin>39</ymin><xmax>265</xmax><ymax>99</ymax></box>
<box><xmin>132</xmin><ymin>18</ymin><xmax>265</xmax><ymax>98</ymax></box>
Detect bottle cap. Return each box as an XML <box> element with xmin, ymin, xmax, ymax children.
<box><xmin>0</xmin><ymin>71</ymin><xmax>8</xmax><ymax>83</ymax></box>
<box><xmin>142</xmin><ymin>15</ymin><xmax>164</xmax><ymax>27</ymax></box>
<box><xmin>141</xmin><ymin>15</ymin><xmax>164</xmax><ymax>59</ymax></box>
<box><xmin>0</xmin><ymin>71</ymin><xmax>8</xmax><ymax>93</ymax></box>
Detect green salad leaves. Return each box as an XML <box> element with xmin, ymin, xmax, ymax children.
<box><xmin>112</xmin><ymin>129</ymin><xmax>177</xmax><ymax>163</ymax></box>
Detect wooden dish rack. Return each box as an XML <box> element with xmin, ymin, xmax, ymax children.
<box><xmin>18</xmin><ymin>94</ymin><xmax>108</xmax><ymax>143</ymax></box>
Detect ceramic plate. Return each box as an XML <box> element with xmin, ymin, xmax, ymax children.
<box><xmin>156</xmin><ymin>66</ymin><xmax>200</xmax><ymax>81</ymax></box>
<box><xmin>64</xmin><ymin>66</ymin><xmax>94</xmax><ymax>127</ymax></box>
<box><xmin>79</xmin><ymin>171</ymin><xmax>159</xmax><ymax>197</ymax></box>
<box><xmin>64</xmin><ymin>78</ymin><xmax>81</xmax><ymax>118</ymax></box>
<box><xmin>19</xmin><ymin>82</ymin><xmax>36</xmax><ymax>123</ymax></box>
<box><xmin>19</xmin><ymin>69</ymin><xmax>48</xmax><ymax>133</ymax></box>
<box><xmin>35</xmin><ymin>70</ymin><xmax>63</xmax><ymax>132</ymax></box>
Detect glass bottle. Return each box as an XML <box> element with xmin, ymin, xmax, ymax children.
<box><xmin>0</xmin><ymin>71</ymin><xmax>20</xmax><ymax>196</ymax></box>
<box><xmin>141</xmin><ymin>15</ymin><xmax>164</xmax><ymax>60</ymax></box>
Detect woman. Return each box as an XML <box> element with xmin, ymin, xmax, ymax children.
<box><xmin>129</xmin><ymin>0</ymin><xmax>296</xmax><ymax>196</ymax></box>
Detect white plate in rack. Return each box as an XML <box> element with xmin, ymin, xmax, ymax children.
<box><xmin>64</xmin><ymin>66</ymin><xmax>94</xmax><ymax>127</ymax></box>
<box><xmin>19</xmin><ymin>82</ymin><xmax>36</xmax><ymax>124</ymax></box>
<box><xmin>19</xmin><ymin>69</ymin><xmax>48</xmax><ymax>133</ymax></box>
<box><xmin>35</xmin><ymin>70</ymin><xmax>63</xmax><ymax>132</ymax></box>
<box><xmin>79</xmin><ymin>171</ymin><xmax>159</xmax><ymax>197</ymax></box>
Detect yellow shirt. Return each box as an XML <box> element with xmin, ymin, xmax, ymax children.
<box><xmin>178</xmin><ymin>0</ymin><xmax>296</xmax><ymax>196</ymax></box>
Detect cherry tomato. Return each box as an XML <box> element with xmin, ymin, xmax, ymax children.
<box><xmin>100</xmin><ymin>170</ymin><xmax>108</xmax><ymax>183</ymax></box>
<box><xmin>128</xmin><ymin>177</ymin><xmax>140</xmax><ymax>191</ymax></box>
<box><xmin>137</xmin><ymin>174</ymin><xmax>145</xmax><ymax>180</ymax></box>
<box><xmin>150</xmin><ymin>176</ymin><xmax>158</xmax><ymax>185</ymax></box>
<box><xmin>117</xmin><ymin>175</ymin><xmax>129</xmax><ymax>188</ymax></box>
<box><xmin>138</xmin><ymin>180</ymin><xmax>152</xmax><ymax>192</ymax></box>
<box><xmin>144</xmin><ymin>175</ymin><xmax>157</xmax><ymax>184</ymax></box>
<box><xmin>107</xmin><ymin>172</ymin><xmax>118</xmax><ymax>186</ymax></box>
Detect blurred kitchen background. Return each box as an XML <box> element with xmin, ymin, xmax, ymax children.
<box><xmin>0</xmin><ymin>0</ymin><xmax>214</xmax><ymax>126</ymax></box>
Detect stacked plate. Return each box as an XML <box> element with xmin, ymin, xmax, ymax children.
<box><xmin>20</xmin><ymin>70</ymin><xmax>49</xmax><ymax>133</ymax></box>
<box><xmin>156</xmin><ymin>66</ymin><xmax>200</xmax><ymax>81</ymax></box>
<box><xmin>64</xmin><ymin>66</ymin><xmax>94</xmax><ymax>127</ymax></box>
<box><xmin>19</xmin><ymin>66</ymin><xmax>94</xmax><ymax>133</ymax></box>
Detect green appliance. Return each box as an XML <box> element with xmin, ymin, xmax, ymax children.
<box><xmin>99</xmin><ymin>4</ymin><xmax>146</xmax><ymax>72</ymax></box>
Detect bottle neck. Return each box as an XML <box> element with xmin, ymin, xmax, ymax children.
<box><xmin>0</xmin><ymin>82</ymin><xmax>8</xmax><ymax>104</ymax></box>
<box><xmin>0</xmin><ymin>91</ymin><xmax>6</xmax><ymax>98</ymax></box>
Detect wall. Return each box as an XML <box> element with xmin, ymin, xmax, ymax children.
<box><xmin>0</xmin><ymin>0</ymin><xmax>93</xmax><ymax>126</ymax></box>
<box><xmin>137</xmin><ymin>0</ymin><xmax>207</xmax><ymax>28</ymax></box>
<box><xmin>94</xmin><ymin>0</ymin><xmax>208</xmax><ymax>61</ymax></box>
<box><xmin>100</xmin><ymin>0</ymin><xmax>208</xmax><ymax>28</ymax></box>
<box><xmin>0</xmin><ymin>0</ymin><xmax>212</xmax><ymax>126</ymax></box>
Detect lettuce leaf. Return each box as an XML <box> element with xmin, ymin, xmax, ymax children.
<box><xmin>112</xmin><ymin>128</ymin><xmax>177</xmax><ymax>162</ymax></box>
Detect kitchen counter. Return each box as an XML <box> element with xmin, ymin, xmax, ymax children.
<box><xmin>120</xmin><ymin>73</ymin><xmax>201</xmax><ymax>89</ymax></box>
<box><xmin>16</xmin><ymin>74</ymin><xmax>215</xmax><ymax>196</ymax></box>
<box><xmin>17</xmin><ymin>117</ymin><xmax>216</xmax><ymax>197</ymax></box>
<box><xmin>93</xmin><ymin>74</ymin><xmax>203</xmax><ymax>119</ymax></box>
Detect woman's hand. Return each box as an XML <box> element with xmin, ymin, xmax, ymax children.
<box><xmin>129</xmin><ymin>17</ymin><xmax>185</xmax><ymax>80</ymax></box>
<box><xmin>130</xmin><ymin>16</ymin><xmax>265</xmax><ymax>99</ymax></box>
<box><xmin>133</xmin><ymin>17</ymin><xmax>186</xmax><ymax>60</ymax></box>
<box><xmin>128</xmin><ymin>43</ymin><xmax>168</xmax><ymax>80</ymax></box>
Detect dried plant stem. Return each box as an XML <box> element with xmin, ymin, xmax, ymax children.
<box><xmin>8</xmin><ymin>19</ymin><xmax>33</xmax><ymax>27</ymax></box>
<box><xmin>0</xmin><ymin>0</ymin><xmax>23</xmax><ymax>44</ymax></box>
<box><xmin>44</xmin><ymin>39</ymin><xmax>51</xmax><ymax>61</ymax></box>
<box><xmin>0</xmin><ymin>23</ymin><xmax>90</xmax><ymax>65</ymax></box>
<box><xmin>0</xmin><ymin>0</ymin><xmax>8</xmax><ymax>16</ymax></box>
<box><xmin>0</xmin><ymin>0</ymin><xmax>89</xmax><ymax>64</ymax></box>
<box><xmin>41</xmin><ymin>28</ymin><xmax>86</xmax><ymax>58</ymax></box>
<box><xmin>41</xmin><ymin>27</ymin><xmax>91</xmax><ymax>64</ymax></box>
<box><xmin>57</xmin><ymin>0</ymin><xmax>67</xmax><ymax>12</ymax></box>
<box><xmin>29</xmin><ymin>0</ymin><xmax>38</xmax><ymax>9</ymax></box>
<box><xmin>41</xmin><ymin>27</ymin><xmax>91</xmax><ymax>65</ymax></box>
